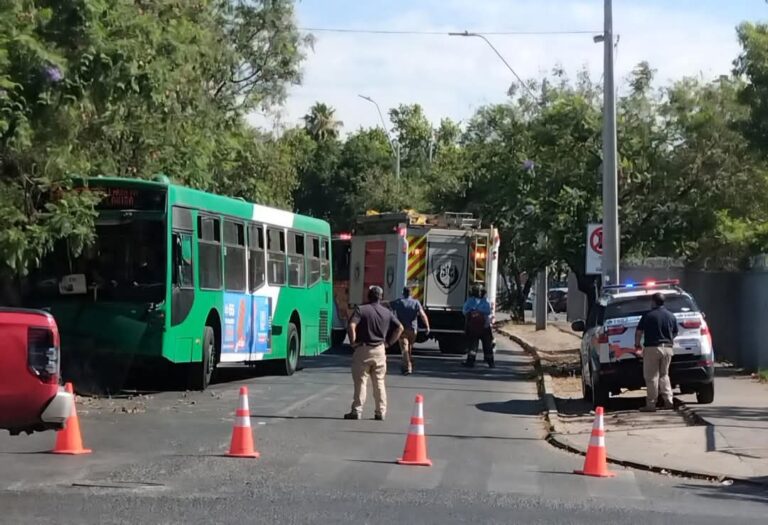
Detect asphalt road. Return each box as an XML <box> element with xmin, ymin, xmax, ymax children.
<box><xmin>1</xmin><ymin>336</ymin><xmax>766</xmax><ymax>524</ymax></box>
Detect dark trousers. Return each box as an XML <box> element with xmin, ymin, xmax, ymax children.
<box><xmin>466</xmin><ymin>327</ymin><xmax>494</xmax><ymax>364</ymax></box>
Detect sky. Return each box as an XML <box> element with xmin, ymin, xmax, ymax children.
<box><xmin>249</xmin><ymin>0</ymin><xmax>764</xmax><ymax>134</ymax></box>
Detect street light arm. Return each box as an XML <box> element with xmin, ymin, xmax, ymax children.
<box><xmin>358</xmin><ymin>94</ymin><xmax>396</xmax><ymax>154</ymax></box>
<box><xmin>449</xmin><ymin>31</ymin><xmax>537</xmax><ymax>100</ymax></box>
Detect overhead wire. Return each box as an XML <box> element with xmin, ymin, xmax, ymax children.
<box><xmin>298</xmin><ymin>27</ymin><xmax>600</xmax><ymax>36</ymax></box>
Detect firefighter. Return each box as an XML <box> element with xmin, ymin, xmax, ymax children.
<box><xmin>462</xmin><ymin>284</ymin><xmax>495</xmax><ymax>368</ymax></box>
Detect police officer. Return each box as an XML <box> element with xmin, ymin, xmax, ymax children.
<box><xmin>344</xmin><ymin>286</ymin><xmax>403</xmax><ymax>421</ymax></box>
<box><xmin>634</xmin><ymin>292</ymin><xmax>678</xmax><ymax>412</ymax></box>
<box><xmin>462</xmin><ymin>284</ymin><xmax>495</xmax><ymax>368</ymax></box>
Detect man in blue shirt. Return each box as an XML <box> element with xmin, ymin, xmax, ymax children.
<box><xmin>462</xmin><ymin>284</ymin><xmax>495</xmax><ymax>368</ymax></box>
<box><xmin>391</xmin><ymin>287</ymin><xmax>430</xmax><ymax>375</ymax></box>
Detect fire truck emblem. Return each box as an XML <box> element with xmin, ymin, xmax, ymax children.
<box><xmin>433</xmin><ymin>256</ymin><xmax>463</xmax><ymax>292</ymax></box>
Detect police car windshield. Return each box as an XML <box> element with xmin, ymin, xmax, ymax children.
<box><xmin>605</xmin><ymin>294</ymin><xmax>697</xmax><ymax>319</ymax></box>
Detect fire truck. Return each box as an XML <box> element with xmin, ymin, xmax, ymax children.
<box><xmin>331</xmin><ymin>211</ymin><xmax>500</xmax><ymax>353</ymax></box>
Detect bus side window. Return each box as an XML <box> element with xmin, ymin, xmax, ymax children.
<box><xmin>308</xmin><ymin>236</ymin><xmax>321</xmax><ymax>287</ymax></box>
<box><xmin>248</xmin><ymin>223</ymin><xmax>265</xmax><ymax>291</ymax></box>
<box><xmin>267</xmin><ymin>228</ymin><xmax>286</xmax><ymax>286</ymax></box>
<box><xmin>321</xmin><ymin>238</ymin><xmax>331</xmax><ymax>282</ymax></box>
<box><xmin>288</xmin><ymin>232</ymin><xmax>306</xmax><ymax>288</ymax></box>
<box><xmin>173</xmin><ymin>232</ymin><xmax>194</xmax><ymax>288</ymax></box>
<box><xmin>224</xmin><ymin>220</ymin><xmax>246</xmax><ymax>292</ymax></box>
<box><xmin>197</xmin><ymin>215</ymin><xmax>222</xmax><ymax>289</ymax></box>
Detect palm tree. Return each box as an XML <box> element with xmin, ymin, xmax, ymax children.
<box><xmin>303</xmin><ymin>102</ymin><xmax>343</xmax><ymax>141</ymax></box>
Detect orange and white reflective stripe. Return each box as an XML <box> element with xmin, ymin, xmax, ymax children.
<box><xmin>408</xmin><ymin>394</ymin><xmax>426</xmax><ymax>435</ymax></box>
<box><xmin>235</xmin><ymin>388</ymin><xmax>252</xmax><ymax>428</ymax></box>
<box><xmin>406</xmin><ymin>234</ymin><xmax>427</xmax><ymax>301</ymax></box>
<box><xmin>589</xmin><ymin>408</ymin><xmax>606</xmax><ymax>448</ymax></box>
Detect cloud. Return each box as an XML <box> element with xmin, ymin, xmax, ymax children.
<box><xmin>249</xmin><ymin>0</ymin><xmax>744</xmax><ymax>134</ymax></box>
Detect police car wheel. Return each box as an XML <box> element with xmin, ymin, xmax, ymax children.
<box><xmin>581</xmin><ymin>361</ymin><xmax>593</xmax><ymax>402</ymax></box>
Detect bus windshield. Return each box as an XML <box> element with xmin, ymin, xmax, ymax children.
<box><xmin>28</xmin><ymin>217</ymin><xmax>166</xmax><ymax>304</ymax></box>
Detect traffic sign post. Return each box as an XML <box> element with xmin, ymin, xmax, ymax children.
<box><xmin>586</xmin><ymin>224</ymin><xmax>602</xmax><ymax>275</ymax></box>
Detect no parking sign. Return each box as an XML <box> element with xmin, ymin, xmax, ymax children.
<box><xmin>586</xmin><ymin>224</ymin><xmax>602</xmax><ymax>275</ymax></box>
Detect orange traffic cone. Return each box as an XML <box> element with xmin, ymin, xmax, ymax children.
<box><xmin>574</xmin><ymin>406</ymin><xmax>615</xmax><ymax>477</ymax></box>
<box><xmin>397</xmin><ymin>394</ymin><xmax>432</xmax><ymax>466</ymax></box>
<box><xmin>52</xmin><ymin>382</ymin><xmax>91</xmax><ymax>455</ymax></box>
<box><xmin>226</xmin><ymin>386</ymin><xmax>259</xmax><ymax>458</ymax></box>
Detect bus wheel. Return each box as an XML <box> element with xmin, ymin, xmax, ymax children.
<box><xmin>190</xmin><ymin>326</ymin><xmax>216</xmax><ymax>390</ymax></box>
<box><xmin>280</xmin><ymin>322</ymin><xmax>300</xmax><ymax>376</ymax></box>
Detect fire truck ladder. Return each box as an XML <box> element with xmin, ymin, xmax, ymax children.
<box><xmin>472</xmin><ymin>236</ymin><xmax>488</xmax><ymax>283</ymax></box>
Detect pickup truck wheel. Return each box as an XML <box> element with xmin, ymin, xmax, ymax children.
<box><xmin>696</xmin><ymin>382</ymin><xmax>715</xmax><ymax>404</ymax></box>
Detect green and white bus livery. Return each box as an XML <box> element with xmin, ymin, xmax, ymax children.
<box><xmin>25</xmin><ymin>176</ymin><xmax>332</xmax><ymax>390</ymax></box>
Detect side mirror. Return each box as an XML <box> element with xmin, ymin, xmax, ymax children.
<box><xmin>571</xmin><ymin>320</ymin><xmax>586</xmax><ymax>332</ymax></box>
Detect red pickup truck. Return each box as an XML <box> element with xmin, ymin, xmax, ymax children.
<box><xmin>0</xmin><ymin>308</ymin><xmax>72</xmax><ymax>435</ymax></box>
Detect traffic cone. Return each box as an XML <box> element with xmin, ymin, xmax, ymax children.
<box><xmin>52</xmin><ymin>382</ymin><xmax>91</xmax><ymax>455</ymax></box>
<box><xmin>574</xmin><ymin>406</ymin><xmax>615</xmax><ymax>477</ymax></box>
<box><xmin>397</xmin><ymin>394</ymin><xmax>432</xmax><ymax>466</ymax></box>
<box><xmin>226</xmin><ymin>386</ymin><xmax>259</xmax><ymax>458</ymax></box>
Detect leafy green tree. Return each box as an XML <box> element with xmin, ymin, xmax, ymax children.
<box><xmin>302</xmin><ymin>102</ymin><xmax>343</xmax><ymax>141</ymax></box>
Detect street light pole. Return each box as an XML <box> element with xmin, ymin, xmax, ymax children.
<box><xmin>448</xmin><ymin>31</ymin><xmax>537</xmax><ymax>99</ymax></box>
<box><xmin>358</xmin><ymin>94</ymin><xmax>400</xmax><ymax>180</ymax></box>
<box><xmin>600</xmin><ymin>0</ymin><xmax>620</xmax><ymax>285</ymax></box>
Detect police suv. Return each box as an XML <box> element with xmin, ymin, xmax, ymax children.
<box><xmin>571</xmin><ymin>280</ymin><xmax>715</xmax><ymax>408</ymax></box>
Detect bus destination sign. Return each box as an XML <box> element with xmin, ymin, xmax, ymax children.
<box><xmin>95</xmin><ymin>186</ymin><xmax>166</xmax><ymax>211</ymax></box>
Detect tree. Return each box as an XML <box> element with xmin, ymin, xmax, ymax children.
<box><xmin>303</xmin><ymin>102</ymin><xmax>343</xmax><ymax>141</ymax></box>
<box><xmin>735</xmin><ymin>22</ymin><xmax>768</xmax><ymax>156</ymax></box>
<box><xmin>0</xmin><ymin>0</ymin><xmax>310</xmax><ymax>280</ymax></box>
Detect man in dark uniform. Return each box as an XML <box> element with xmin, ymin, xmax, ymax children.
<box><xmin>344</xmin><ymin>286</ymin><xmax>403</xmax><ymax>421</ymax></box>
<box><xmin>634</xmin><ymin>292</ymin><xmax>679</xmax><ymax>412</ymax></box>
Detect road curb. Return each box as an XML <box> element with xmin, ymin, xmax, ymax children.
<box><xmin>497</xmin><ymin>326</ymin><xmax>766</xmax><ymax>486</ymax></box>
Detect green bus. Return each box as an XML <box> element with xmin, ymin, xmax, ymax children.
<box><xmin>24</xmin><ymin>176</ymin><xmax>333</xmax><ymax>389</ymax></box>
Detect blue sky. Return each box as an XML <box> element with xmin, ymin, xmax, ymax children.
<box><xmin>251</xmin><ymin>0</ymin><xmax>765</xmax><ymax>133</ymax></box>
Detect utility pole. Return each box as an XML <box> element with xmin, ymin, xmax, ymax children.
<box><xmin>601</xmin><ymin>0</ymin><xmax>620</xmax><ymax>285</ymax></box>
<box><xmin>394</xmin><ymin>140</ymin><xmax>400</xmax><ymax>180</ymax></box>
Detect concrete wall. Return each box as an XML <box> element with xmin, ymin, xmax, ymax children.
<box><xmin>566</xmin><ymin>264</ymin><xmax>768</xmax><ymax>370</ymax></box>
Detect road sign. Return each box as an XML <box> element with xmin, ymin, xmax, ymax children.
<box><xmin>586</xmin><ymin>224</ymin><xmax>602</xmax><ymax>275</ymax></box>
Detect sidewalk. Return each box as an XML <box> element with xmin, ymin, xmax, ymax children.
<box><xmin>498</xmin><ymin>321</ymin><xmax>768</xmax><ymax>485</ymax></box>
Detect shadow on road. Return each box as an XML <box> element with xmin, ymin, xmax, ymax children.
<box><xmin>475</xmin><ymin>399</ymin><xmax>542</xmax><ymax>416</ymax></box>
<box><xmin>678</xmin><ymin>480</ymin><xmax>768</xmax><ymax>505</ymax></box>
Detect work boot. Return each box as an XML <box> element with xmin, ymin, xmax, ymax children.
<box><xmin>461</xmin><ymin>359</ymin><xmax>475</xmax><ymax>368</ymax></box>
<box><xmin>486</xmin><ymin>358</ymin><xmax>496</xmax><ymax>369</ymax></box>
<box><xmin>639</xmin><ymin>405</ymin><xmax>657</xmax><ymax>413</ymax></box>
<box><xmin>374</xmin><ymin>413</ymin><xmax>385</xmax><ymax>421</ymax></box>
<box><xmin>343</xmin><ymin>411</ymin><xmax>361</xmax><ymax>420</ymax></box>
<box><xmin>662</xmin><ymin>400</ymin><xmax>674</xmax><ymax>410</ymax></box>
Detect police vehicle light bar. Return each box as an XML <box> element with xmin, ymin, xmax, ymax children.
<box><xmin>603</xmin><ymin>279</ymin><xmax>679</xmax><ymax>291</ymax></box>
